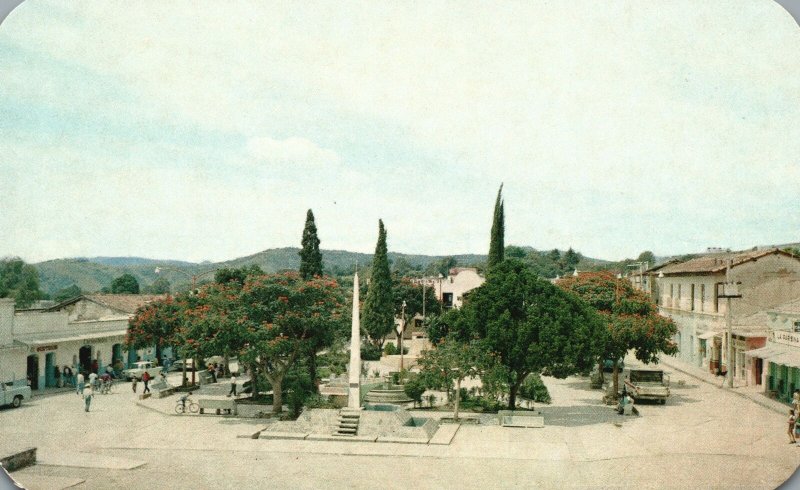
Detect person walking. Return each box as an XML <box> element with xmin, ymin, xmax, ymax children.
<box><xmin>208</xmin><ymin>364</ymin><xmax>217</xmax><ymax>384</ymax></box>
<box><xmin>83</xmin><ymin>385</ymin><xmax>94</xmax><ymax>412</ymax></box>
<box><xmin>131</xmin><ymin>376</ymin><xmax>138</xmax><ymax>393</ymax></box>
<box><xmin>76</xmin><ymin>371</ymin><xmax>85</xmax><ymax>395</ymax></box>
<box><xmin>227</xmin><ymin>374</ymin><xmax>237</xmax><ymax>397</ymax></box>
<box><xmin>789</xmin><ymin>410</ymin><xmax>797</xmax><ymax>444</ymax></box>
<box><xmin>54</xmin><ymin>366</ymin><xmax>62</xmax><ymax>388</ymax></box>
<box><xmin>88</xmin><ymin>371</ymin><xmax>98</xmax><ymax>391</ymax></box>
<box><xmin>142</xmin><ymin>371</ymin><xmax>151</xmax><ymax>394</ymax></box>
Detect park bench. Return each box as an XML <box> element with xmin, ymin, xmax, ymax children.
<box><xmin>151</xmin><ymin>380</ymin><xmax>175</xmax><ymax>399</ymax></box>
<box><xmin>199</xmin><ymin>398</ymin><xmax>237</xmax><ymax>415</ymax></box>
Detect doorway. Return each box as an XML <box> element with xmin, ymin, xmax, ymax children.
<box><xmin>26</xmin><ymin>354</ymin><xmax>39</xmax><ymax>390</ymax></box>
<box><xmin>79</xmin><ymin>345</ymin><xmax>92</xmax><ymax>373</ymax></box>
<box><xmin>45</xmin><ymin>352</ymin><xmax>55</xmax><ymax>387</ymax></box>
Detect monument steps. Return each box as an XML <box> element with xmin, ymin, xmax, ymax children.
<box><xmin>333</xmin><ymin>410</ymin><xmax>361</xmax><ymax>436</ymax></box>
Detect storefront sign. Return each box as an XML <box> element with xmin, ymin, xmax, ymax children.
<box><xmin>772</xmin><ymin>330</ymin><xmax>800</xmax><ymax>347</ymax></box>
<box><xmin>33</xmin><ymin>344</ymin><xmax>58</xmax><ymax>353</ymax></box>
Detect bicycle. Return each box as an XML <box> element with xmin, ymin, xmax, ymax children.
<box><xmin>99</xmin><ymin>379</ymin><xmax>114</xmax><ymax>395</ymax></box>
<box><xmin>175</xmin><ymin>397</ymin><xmax>199</xmax><ymax>414</ymax></box>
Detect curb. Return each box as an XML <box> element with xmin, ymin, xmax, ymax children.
<box><xmin>660</xmin><ymin>358</ymin><xmax>788</xmax><ymax>416</ymax></box>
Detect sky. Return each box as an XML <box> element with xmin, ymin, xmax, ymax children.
<box><xmin>1</xmin><ymin>1</ymin><xmax>799</xmax><ymax>264</ymax></box>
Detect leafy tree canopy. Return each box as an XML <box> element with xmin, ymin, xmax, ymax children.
<box><xmin>111</xmin><ymin>273</ymin><xmax>140</xmax><ymax>294</ymax></box>
<box><xmin>53</xmin><ymin>284</ymin><xmax>82</xmax><ymax>303</ymax></box>
<box><xmin>449</xmin><ymin>259</ymin><xmax>606</xmax><ymax>408</ymax></box>
<box><xmin>0</xmin><ymin>257</ymin><xmax>44</xmax><ymax>308</ymax></box>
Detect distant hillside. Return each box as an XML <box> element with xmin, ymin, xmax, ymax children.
<box><xmin>34</xmin><ymin>247</ymin><xmax>609</xmax><ymax>296</ymax></box>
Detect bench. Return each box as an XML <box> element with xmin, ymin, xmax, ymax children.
<box><xmin>151</xmin><ymin>380</ymin><xmax>176</xmax><ymax>398</ymax></box>
<box><xmin>497</xmin><ymin>410</ymin><xmax>544</xmax><ymax>428</ymax></box>
<box><xmin>199</xmin><ymin>398</ymin><xmax>237</xmax><ymax>415</ymax></box>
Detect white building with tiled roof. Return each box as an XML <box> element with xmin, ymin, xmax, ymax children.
<box><xmin>0</xmin><ymin>294</ymin><xmax>164</xmax><ymax>391</ymax></box>
<box><xmin>652</xmin><ymin>248</ymin><xmax>800</xmax><ymax>384</ymax></box>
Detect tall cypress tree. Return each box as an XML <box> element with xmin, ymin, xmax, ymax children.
<box><xmin>299</xmin><ymin>209</ymin><xmax>323</xmax><ymax>279</ymax></box>
<box><xmin>362</xmin><ymin>220</ymin><xmax>395</xmax><ymax>349</ymax></box>
<box><xmin>487</xmin><ymin>184</ymin><xmax>505</xmax><ymax>270</ymax></box>
<box><xmin>299</xmin><ymin>209</ymin><xmax>324</xmax><ymax>391</ymax></box>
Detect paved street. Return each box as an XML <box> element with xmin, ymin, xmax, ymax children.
<box><xmin>3</xmin><ymin>365</ymin><xmax>799</xmax><ymax>489</ymax></box>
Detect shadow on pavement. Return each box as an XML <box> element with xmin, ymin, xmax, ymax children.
<box><xmin>539</xmin><ymin>404</ymin><xmax>634</xmax><ymax>427</ymax></box>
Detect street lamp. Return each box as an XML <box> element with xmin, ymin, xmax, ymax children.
<box><xmin>437</xmin><ymin>273</ymin><xmax>444</xmax><ymax>313</ymax></box>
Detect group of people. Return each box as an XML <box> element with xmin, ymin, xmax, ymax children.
<box><xmin>787</xmin><ymin>390</ymin><xmax>800</xmax><ymax>444</ymax></box>
<box><xmin>206</xmin><ymin>363</ymin><xmax>238</xmax><ymax>396</ymax></box>
<box><xmin>616</xmin><ymin>389</ymin><xmax>636</xmax><ymax>416</ymax></box>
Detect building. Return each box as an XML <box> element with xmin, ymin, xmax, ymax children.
<box><xmin>0</xmin><ymin>294</ymin><xmax>164</xmax><ymax>390</ymax></box>
<box><xmin>743</xmin><ymin>298</ymin><xmax>800</xmax><ymax>403</ymax></box>
<box><xmin>652</xmin><ymin>248</ymin><xmax>800</xmax><ymax>382</ymax></box>
<box><xmin>418</xmin><ymin>267</ymin><xmax>485</xmax><ymax>310</ymax></box>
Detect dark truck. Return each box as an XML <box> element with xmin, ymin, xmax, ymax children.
<box><xmin>620</xmin><ymin>367</ymin><xmax>670</xmax><ymax>404</ymax></box>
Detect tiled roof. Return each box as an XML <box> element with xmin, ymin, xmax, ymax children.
<box><xmin>654</xmin><ymin>248</ymin><xmax>797</xmax><ymax>276</ymax></box>
<box><xmin>49</xmin><ymin>294</ymin><xmax>166</xmax><ymax>315</ymax></box>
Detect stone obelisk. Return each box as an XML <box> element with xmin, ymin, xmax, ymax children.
<box><xmin>348</xmin><ymin>271</ymin><xmax>362</xmax><ymax>409</ymax></box>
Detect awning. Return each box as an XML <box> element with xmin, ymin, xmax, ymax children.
<box><xmin>771</xmin><ymin>351</ymin><xmax>800</xmax><ymax>370</ymax></box>
<box><xmin>698</xmin><ymin>331</ymin><xmax>721</xmax><ymax>340</ymax></box>
<box><xmin>16</xmin><ymin>329</ymin><xmax>127</xmax><ymax>346</ymax></box>
<box><xmin>747</xmin><ymin>344</ymin><xmax>800</xmax><ymax>368</ymax></box>
<box><xmin>744</xmin><ymin>346</ymin><xmax>781</xmax><ymax>358</ymax></box>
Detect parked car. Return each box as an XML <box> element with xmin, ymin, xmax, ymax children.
<box><xmin>168</xmin><ymin>359</ymin><xmax>196</xmax><ymax>372</ymax></box>
<box><xmin>122</xmin><ymin>361</ymin><xmax>163</xmax><ymax>381</ymax></box>
<box><xmin>1</xmin><ymin>380</ymin><xmax>31</xmax><ymax>408</ymax></box>
<box><xmin>619</xmin><ymin>367</ymin><xmax>670</xmax><ymax>404</ymax></box>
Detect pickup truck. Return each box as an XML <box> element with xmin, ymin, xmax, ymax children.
<box><xmin>620</xmin><ymin>367</ymin><xmax>670</xmax><ymax>404</ymax></box>
<box><xmin>122</xmin><ymin>361</ymin><xmax>163</xmax><ymax>381</ymax></box>
<box><xmin>1</xmin><ymin>380</ymin><xmax>31</xmax><ymax>408</ymax></box>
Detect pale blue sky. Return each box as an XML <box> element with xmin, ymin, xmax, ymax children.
<box><xmin>1</xmin><ymin>1</ymin><xmax>799</xmax><ymax>263</ymax></box>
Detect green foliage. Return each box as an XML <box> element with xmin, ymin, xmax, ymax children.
<box><xmin>403</xmin><ymin>375</ymin><xmax>426</xmax><ymax>407</ymax></box>
<box><xmin>362</xmin><ymin>220</ymin><xmax>395</xmax><ymax>349</ymax></box>
<box><xmin>487</xmin><ymin>185</ymin><xmax>505</xmax><ymax>270</ymax></box>
<box><xmin>556</xmin><ymin>270</ymin><xmax>678</xmax><ymax>394</ymax></box>
<box><xmin>451</xmin><ymin>259</ymin><xmax>606</xmax><ymax>408</ymax></box>
<box><xmin>505</xmin><ymin>246</ymin><xmax>527</xmax><ymax>259</ymax></box>
<box><xmin>636</xmin><ymin>251</ymin><xmax>656</xmax><ymax>266</ymax></box>
<box><xmin>519</xmin><ymin>373</ymin><xmax>551</xmax><ymax>404</ymax></box>
<box><xmin>392</xmin><ymin>277</ymin><xmax>441</xmax><ymax>320</ymax></box>
<box><xmin>146</xmin><ymin>277</ymin><xmax>171</xmax><ymax>294</ymax></box>
<box><xmin>383</xmin><ymin>343</ymin><xmax>408</xmax><ymax>355</ymax></box>
<box><xmin>360</xmin><ymin>344</ymin><xmax>382</xmax><ymax>361</ymax></box>
<box><xmin>53</xmin><ymin>284</ymin><xmax>82</xmax><ymax>303</ymax></box>
<box><xmin>0</xmin><ymin>257</ymin><xmax>44</xmax><ymax>308</ymax></box>
<box><xmin>111</xmin><ymin>273</ymin><xmax>140</xmax><ymax>294</ymax></box>
<box><xmin>214</xmin><ymin>265</ymin><xmax>264</xmax><ymax>286</ymax></box>
<box><xmin>299</xmin><ymin>209</ymin><xmax>324</xmax><ymax>279</ymax></box>
<box><xmin>423</xmin><ymin>256</ymin><xmax>458</xmax><ymax>277</ymax></box>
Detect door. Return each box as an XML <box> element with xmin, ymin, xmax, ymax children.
<box><xmin>79</xmin><ymin>345</ymin><xmax>92</xmax><ymax>373</ymax></box>
<box><xmin>755</xmin><ymin>358</ymin><xmax>763</xmax><ymax>385</ymax></box>
<box><xmin>45</xmin><ymin>353</ymin><xmax>55</xmax><ymax>387</ymax></box>
<box><xmin>26</xmin><ymin>355</ymin><xmax>39</xmax><ymax>390</ymax></box>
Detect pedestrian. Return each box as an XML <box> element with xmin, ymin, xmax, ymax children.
<box><xmin>131</xmin><ymin>376</ymin><xmax>138</xmax><ymax>393</ymax></box>
<box><xmin>63</xmin><ymin>366</ymin><xmax>72</xmax><ymax>387</ymax></box>
<box><xmin>216</xmin><ymin>363</ymin><xmax>224</xmax><ymax>379</ymax></box>
<box><xmin>76</xmin><ymin>371</ymin><xmax>85</xmax><ymax>395</ymax></box>
<box><xmin>142</xmin><ymin>371</ymin><xmax>151</xmax><ymax>394</ymax></box>
<box><xmin>83</xmin><ymin>385</ymin><xmax>93</xmax><ymax>412</ymax></box>
<box><xmin>227</xmin><ymin>374</ymin><xmax>237</xmax><ymax>397</ymax></box>
<box><xmin>91</xmin><ymin>359</ymin><xmax>99</xmax><ymax>374</ymax></box>
<box><xmin>208</xmin><ymin>364</ymin><xmax>217</xmax><ymax>383</ymax></box>
<box><xmin>789</xmin><ymin>410</ymin><xmax>797</xmax><ymax>444</ymax></box>
<box><xmin>88</xmin><ymin>371</ymin><xmax>98</xmax><ymax>391</ymax></box>
<box><xmin>54</xmin><ymin>366</ymin><xmax>62</xmax><ymax>388</ymax></box>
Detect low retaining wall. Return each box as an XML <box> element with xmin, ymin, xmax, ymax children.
<box><xmin>1</xmin><ymin>447</ymin><xmax>36</xmax><ymax>472</ymax></box>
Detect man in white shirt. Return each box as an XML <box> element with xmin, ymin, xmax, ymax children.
<box><xmin>76</xmin><ymin>372</ymin><xmax>85</xmax><ymax>395</ymax></box>
<box><xmin>88</xmin><ymin>372</ymin><xmax>98</xmax><ymax>390</ymax></box>
<box><xmin>227</xmin><ymin>375</ymin><xmax>237</xmax><ymax>397</ymax></box>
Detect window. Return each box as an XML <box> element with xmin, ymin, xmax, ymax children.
<box><xmin>794</xmin><ymin>321</ymin><xmax>800</xmax><ymax>333</ymax></box>
<box><xmin>677</xmin><ymin>284</ymin><xmax>682</xmax><ymax>309</ymax></box>
<box><xmin>670</xmin><ymin>284</ymin><xmax>674</xmax><ymax>307</ymax></box>
<box><xmin>714</xmin><ymin>283</ymin><xmax>721</xmax><ymax>312</ymax></box>
<box><xmin>690</xmin><ymin>284</ymin><xmax>695</xmax><ymax>311</ymax></box>
<box><xmin>700</xmin><ymin>284</ymin><xmax>705</xmax><ymax>312</ymax></box>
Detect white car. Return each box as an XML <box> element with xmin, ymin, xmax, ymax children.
<box><xmin>168</xmin><ymin>359</ymin><xmax>196</xmax><ymax>372</ymax></box>
<box><xmin>122</xmin><ymin>361</ymin><xmax>162</xmax><ymax>381</ymax></box>
<box><xmin>1</xmin><ymin>380</ymin><xmax>31</xmax><ymax>408</ymax></box>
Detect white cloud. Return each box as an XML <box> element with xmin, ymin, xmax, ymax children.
<box><xmin>245</xmin><ymin>136</ymin><xmax>340</xmax><ymax>167</ymax></box>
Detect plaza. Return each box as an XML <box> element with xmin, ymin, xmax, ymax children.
<box><xmin>3</xmin><ymin>363</ymin><xmax>799</xmax><ymax>489</ymax></box>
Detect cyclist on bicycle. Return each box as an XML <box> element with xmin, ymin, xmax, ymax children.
<box><xmin>100</xmin><ymin>373</ymin><xmax>112</xmax><ymax>393</ymax></box>
<box><xmin>179</xmin><ymin>391</ymin><xmax>193</xmax><ymax>410</ymax></box>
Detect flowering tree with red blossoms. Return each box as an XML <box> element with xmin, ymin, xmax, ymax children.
<box><xmin>556</xmin><ymin>271</ymin><xmax>678</xmax><ymax>396</ymax></box>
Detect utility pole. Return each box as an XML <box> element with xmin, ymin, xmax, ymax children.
<box><xmin>720</xmin><ymin>258</ymin><xmax>741</xmax><ymax>389</ymax></box>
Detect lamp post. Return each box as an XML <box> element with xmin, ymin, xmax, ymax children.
<box><xmin>398</xmin><ymin>300</ymin><xmax>407</xmax><ymax>372</ymax></box>
<box><xmin>718</xmin><ymin>259</ymin><xmax>742</xmax><ymax>389</ymax></box>
<box><xmin>437</xmin><ymin>274</ymin><xmax>444</xmax><ymax>313</ymax></box>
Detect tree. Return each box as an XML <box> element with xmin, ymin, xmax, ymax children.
<box><xmin>505</xmin><ymin>245</ymin><xmax>526</xmax><ymax>259</ymax></box>
<box><xmin>451</xmin><ymin>259</ymin><xmax>606</xmax><ymax>409</ymax></box>
<box><xmin>636</xmin><ymin>251</ymin><xmax>656</xmax><ymax>267</ymax></box>
<box><xmin>299</xmin><ymin>209</ymin><xmax>326</xmax><ymax>391</ymax></box>
<box><xmin>362</xmin><ymin>220</ymin><xmax>395</xmax><ymax>349</ymax></box>
<box><xmin>127</xmin><ymin>295</ymin><xmax>187</xmax><ymax>382</ymax></box>
<box><xmin>147</xmin><ymin>277</ymin><xmax>171</xmax><ymax>294</ymax></box>
<box><xmin>556</xmin><ymin>271</ymin><xmax>678</xmax><ymax>396</ymax></box>
<box><xmin>53</xmin><ymin>284</ymin><xmax>82</xmax><ymax>303</ymax></box>
<box><xmin>418</xmin><ymin>336</ymin><xmax>498</xmax><ymax>420</ymax></box>
<box><xmin>111</xmin><ymin>273</ymin><xmax>140</xmax><ymax>294</ymax></box>
<box><xmin>392</xmin><ymin>277</ymin><xmax>441</xmax><ymax>321</ymax></box>
<box><xmin>299</xmin><ymin>209</ymin><xmax>324</xmax><ymax>280</ymax></box>
<box><xmin>563</xmin><ymin>248</ymin><xmax>580</xmax><ymax>272</ymax></box>
<box><xmin>214</xmin><ymin>265</ymin><xmax>264</xmax><ymax>286</ymax></box>
<box><xmin>487</xmin><ymin>185</ymin><xmax>505</xmax><ymax>270</ymax></box>
<box><xmin>0</xmin><ymin>257</ymin><xmax>44</xmax><ymax>308</ymax></box>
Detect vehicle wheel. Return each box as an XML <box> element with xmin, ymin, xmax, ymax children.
<box><xmin>12</xmin><ymin>396</ymin><xmax>22</xmax><ymax>408</ymax></box>
<box><xmin>189</xmin><ymin>402</ymin><xmax>199</xmax><ymax>414</ymax></box>
<box><xmin>175</xmin><ymin>404</ymin><xmax>184</xmax><ymax>414</ymax></box>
